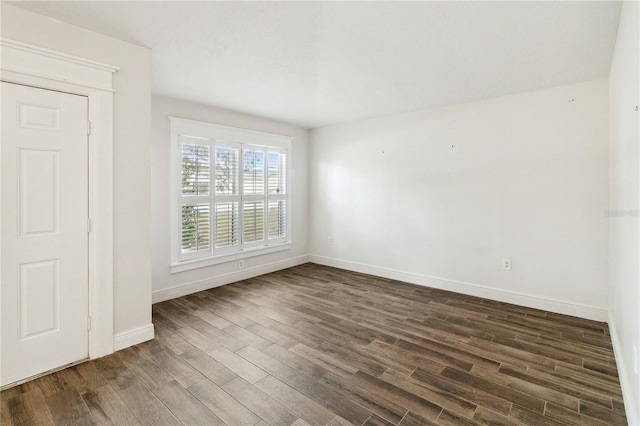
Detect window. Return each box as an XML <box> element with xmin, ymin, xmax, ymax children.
<box><xmin>170</xmin><ymin>118</ymin><xmax>291</xmax><ymax>272</ymax></box>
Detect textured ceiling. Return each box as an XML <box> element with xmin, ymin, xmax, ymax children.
<box><xmin>8</xmin><ymin>1</ymin><xmax>621</xmax><ymax>129</ymax></box>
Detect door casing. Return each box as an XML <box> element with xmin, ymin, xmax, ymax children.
<box><xmin>1</xmin><ymin>38</ymin><xmax>118</xmax><ymax>370</ymax></box>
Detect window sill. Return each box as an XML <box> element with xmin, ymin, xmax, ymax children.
<box><xmin>170</xmin><ymin>242</ymin><xmax>292</xmax><ymax>274</ymax></box>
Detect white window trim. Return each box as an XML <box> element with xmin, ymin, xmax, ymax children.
<box><xmin>169</xmin><ymin>117</ymin><xmax>293</xmax><ymax>274</ymax></box>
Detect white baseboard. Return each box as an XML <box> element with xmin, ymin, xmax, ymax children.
<box><xmin>308</xmin><ymin>255</ymin><xmax>608</xmax><ymax>322</ymax></box>
<box><xmin>113</xmin><ymin>323</ymin><xmax>155</xmax><ymax>352</ymax></box>
<box><xmin>152</xmin><ymin>255</ymin><xmax>309</xmax><ymax>304</ymax></box>
<box><xmin>608</xmin><ymin>314</ymin><xmax>639</xmax><ymax>426</ymax></box>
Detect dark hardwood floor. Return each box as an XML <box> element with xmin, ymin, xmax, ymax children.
<box><xmin>1</xmin><ymin>263</ymin><xmax>627</xmax><ymax>425</ymax></box>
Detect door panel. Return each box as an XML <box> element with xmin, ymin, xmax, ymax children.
<box><xmin>1</xmin><ymin>82</ymin><xmax>89</xmax><ymax>387</ymax></box>
<box><xmin>19</xmin><ymin>148</ymin><xmax>60</xmax><ymax>237</ymax></box>
<box><xmin>19</xmin><ymin>259</ymin><xmax>60</xmax><ymax>339</ymax></box>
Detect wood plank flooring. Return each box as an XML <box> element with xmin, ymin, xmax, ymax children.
<box><xmin>1</xmin><ymin>263</ymin><xmax>627</xmax><ymax>425</ymax></box>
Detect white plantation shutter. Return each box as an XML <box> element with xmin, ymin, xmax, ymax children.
<box><xmin>243</xmin><ymin>149</ymin><xmax>265</xmax><ymax>195</ymax></box>
<box><xmin>213</xmin><ymin>145</ymin><xmax>241</xmax><ymax>253</ymax></box>
<box><xmin>181</xmin><ymin>144</ymin><xmax>210</xmax><ymax>196</ymax></box>
<box><xmin>215</xmin><ymin>146</ymin><xmax>239</xmax><ymax>195</ymax></box>
<box><xmin>171</xmin><ymin>118</ymin><xmax>291</xmax><ymax>267</ymax></box>
<box><xmin>179</xmin><ymin>136</ymin><xmax>212</xmax><ymax>260</ymax></box>
<box><xmin>181</xmin><ymin>203</ymin><xmax>210</xmax><ymax>253</ymax></box>
<box><xmin>242</xmin><ymin>146</ymin><xmax>267</xmax><ymax>247</ymax></box>
<box><xmin>214</xmin><ymin>202</ymin><xmax>239</xmax><ymax>248</ymax></box>
<box><xmin>243</xmin><ymin>201</ymin><xmax>265</xmax><ymax>243</ymax></box>
<box><xmin>267</xmin><ymin>150</ymin><xmax>287</xmax><ymax>242</ymax></box>
<box><xmin>268</xmin><ymin>199</ymin><xmax>286</xmax><ymax>239</ymax></box>
<box><xmin>268</xmin><ymin>151</ymin><xmax>286</xmax><ymax>195</ymax></box>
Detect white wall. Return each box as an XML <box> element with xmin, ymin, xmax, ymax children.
<box><xmin>609</xmin><ymin>1</ymin><xmax>640</xmax><ymax>424</ymax></box>
<box><xmin>309</xmin><ymin>79</ymin><xmax>610</xmax><ymax>321</ymax></box>
<box><xmin>1</xmin><ymin>5</ymin><xmax>153</xmax><ymax>341</ymax></box>
<box><xmin>151</xmin><ymin>96</ymin><xmax>309</xmax><ymax>300</ymax></box>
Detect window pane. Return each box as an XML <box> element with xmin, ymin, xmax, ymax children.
<box><xmin>243</xmin><ymin>150</ymin><xmax>264</xmax><ymax>195</ymax></box>
<box><xmin>182</xmin><ymin>144</ymin><xmax>209</xmax><ymax>196</ymax></box>
<box><xmin>181</xmin><ymin>203</ymin><xmax>210</xmax><ymax>253</ymax></box>
<box><xmin>215</xmin><ymin>202</ymin><xmax>239</xmax><ymax>248</ymax></box>
<box><xmin>268</xmin><ymin>151</ymin><xmax>286</xmax><ymax>194</ymax></box>
<box><xmin>243</xmin><ymin>201</ymin><xmax>264</xmax><ymax>243</ymax></box>
<box><xmin>215</xmin><ymin>147</ymin><xmax>239</xmax><ymax>195</ymax></box>
<box><xmin>268</xmin><ymin>200</ymin><xmax>286</xmax><ymax>239</ymax></box>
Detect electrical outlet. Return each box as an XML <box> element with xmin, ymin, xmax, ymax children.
<box><xmin>329</xmin><ymin>237</ymin><xmax>334</xmax><ymax>245</ymax></box>
<box><xmin>502</xmin><ymin>258</ymin><xmax>511</xmax><ymax>271</ymax></box>
<box><xmin>238</xmin><ymin>260</ymin><xmax>244</xmax><ymax>269</ymax></box>
<box><xmin>634</xmin><ymin>344</ymin><xmax>638</xmax><ymax>374</ymax></box>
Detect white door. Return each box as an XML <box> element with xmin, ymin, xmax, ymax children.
<box><xmin>1</xmin><ymin>82</ymin><xmax>89</xmax><ymax>387</ymax></box>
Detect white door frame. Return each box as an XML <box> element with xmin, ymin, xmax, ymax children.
<box><xmin>1</xmin><ymin>38</ymin><xmax>117</xmax><ymax>359</ymax></box>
